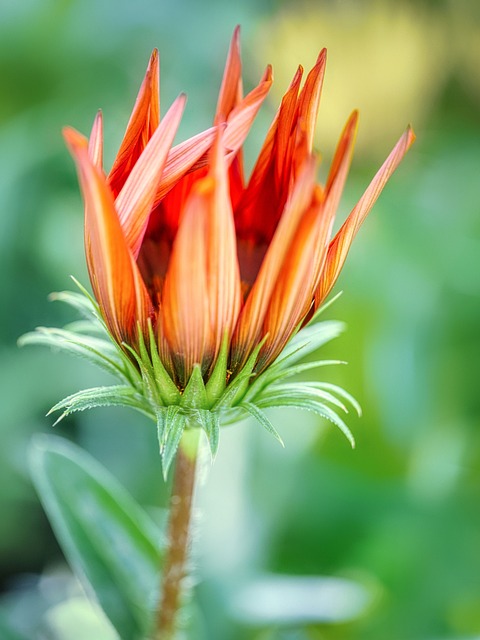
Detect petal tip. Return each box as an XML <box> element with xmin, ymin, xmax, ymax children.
<box><xmin>406</xmin><ymin>125</ymin><xmax>416</xmax><ymax>147</ymax></box>
<box><xmin>63</xmin><ymin>126</ymin><xmax>88</xmax><ymax>150</ymax></box>
<box><xmin>316</xmin><ymin>48</ymin><xmax>327</xmax><ymax>65</ymax></box>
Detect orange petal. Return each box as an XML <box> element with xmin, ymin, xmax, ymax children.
<box><xmin>259</xmin><ymin>187</ymin><xmax>332</xmax><ymax>369</ymax></box>
<box><xmin>231</xmin><ymin>158</ymin><xmax>317</xmax><ymax>370</ymax></box>
<box><xmin>115</xmin><ymin>94</ymin><xmax>186</xmax><ymax>258</ymax></box>
<box><xmin>108</xmin><ymin>49</ymin><xmax>160</xmax><ymax>197</ymax></box>
<box><xmin>88</xmin><ymin>110</ymin><xmax>103</xmax><ymax>169</ymax></box>
<box><xmin>315</xmin><ymin>126</ymin><xmax>416</xmax><ymax>308</ymax></box>
<box><xmin>273</xmin><ymin>65</ymin><xmax>304</xmax><ymax>182</ymax></box>
<box><xmin>215</xmin><ymin>25</ymin><xmax>243</xmax><ymax>123</ymax></box>
<box><xmin>64</xmin><ymin>127</ymin><xmax>153</xmax><ymax>347</ymax></box>
<box><xmin>204</xmin><ymin>131</ymin><xmax>242</xmax><ymax>358</ymax></box>
<box><xmin>297</xmin><ymin>49</ymin><xmax>327</xmax><ymax>153</ymax></box>
<box><xmin>236</xmin><ymin>66</ymin><xmax>303</xmax><ymax>237</ymax></box>
<box><xmin>152</xmin><ymin>67</ymin><xmax>272</xmax><ymax>209</ymax></box>
<box><xmin>310</xmin><ymin>111</ymin><xmax>358</xmax><ymax>289</ymax></box>
<box><xmin>223</xmin><ymin>64</ymin><xmax>273</xmax><ymax>210</ymax></box>
<box><xmin>161</xmin><ymin>179</ymin><xmax>213</xmax><ymax>386</ymax></box>
<box><xmin>223</xmin><ymin>65</ymin><xmax>273</xmax><ymax>154</ymax></box>
<box><xmin>154</xmin><ymin>126</ymin><xmax>218</xmax><ymax>205</ymax></box>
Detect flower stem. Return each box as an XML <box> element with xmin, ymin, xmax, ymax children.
<box><xmin>154</xmin><ymin>429</ymin><xmax>200</xmax><ymax>639</ymax></box>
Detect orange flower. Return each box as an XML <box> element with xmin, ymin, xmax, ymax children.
<box><xmin>63</xmin><ymin>28</ymin><xmax>414</xmax><ymax>409</ymax></box>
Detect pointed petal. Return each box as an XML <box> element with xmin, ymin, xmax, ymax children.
<box><xmin>205</xmin><ymin>131</ymin><xmax>242</xmax><ymax>357</ymax></box>
<box><xmin>64</xmin><ymin>127</ymin><xmax>153</xmax><ymax>347</ymax></box>
<box><xmin>108</xmin><ymin>49</ymin><xmax>160</xmax><ymax>197</ymax></box>
<box><xmin>115</xmin><ymin>94</ymin><xmax>186</xmax><ymax>258</ymax></box>
<box><xmin>223</xmin><ymin>65</ymin><xmax>273</xmax><ymax>155</ymax></box>
<box><xmin>315</xmin><ymin>126</ymin><xmax>416</xmax><ymax>307</ymax></box>
<box><xmin>259</xmin><ymin>187</ymin><xmax>332</xmax><ymax>369</ymax></box>
<box><xmin>324</xmin><ymin>110</ymin><xmax>359</xmax><ymax>196</ymax></box>
<box><xmin>154</xmin><ymin>127</ymin><xmax>218</xmax><ymax>205</ymax></box>
<box><xmin>88</xmin><ymin>111</ymin><xmax>103</xmax><ymax>169</ymax></box>
<box><xmin>231</xmin><ymin>158</ymin><xmax>317</xmax><ymax>370</ymax></box>
<box><xmin>273</xmin><ymin>65</ymin><xmax>304</xmax><ymax>181</ymax></box>
<box><xmin>161</xmin><ymin>180</ymin><xmax>213</xmax><ymax>386</ymax></box>
<box><xmin>297</xmin><ymin>49</ymin><xmax>327</xmax><ymax>153</ymax></box>
<box><xmin>152</xmin><ymin>67</ymin><xmax>272</xmax><ymax>209</ymax></box>
<box><xmin>215</xmin><ymin>25</ymin><xmax>243</xmax><ymax>123</ymax></box>
<box><xmin>236</xmin><ymin>66</ymin><xmax>303</xmax><ymax>239</ymax></box>
<box><xmin>310</xmin><ymin>111</ymin><xmax>358</xmax><ymax>290</ymax></box>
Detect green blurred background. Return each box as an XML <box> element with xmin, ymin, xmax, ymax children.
<box><xmin>1</xmin><ymin>0</ymin><xmax>480</xmax><ymax>638</ymax></box>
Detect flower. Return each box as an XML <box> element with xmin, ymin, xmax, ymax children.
<box><xmin>23</xmin><ymin>29</ymin><xmax>414</xmax><ymax>474</ymax></box>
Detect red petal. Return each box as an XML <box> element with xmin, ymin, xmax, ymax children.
<box><xmin>315</xmin><ymin>126</ymin><xmax>416</xmax><ymax>307</ymax></box>
<box><xmin>64</xmin><ymin>127</ymin><xmax>153</xmax><ymax>347</ymax></box>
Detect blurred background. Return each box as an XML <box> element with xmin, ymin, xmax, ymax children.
<box><xmin>1</xmin><ymin>0</ymin><xmax>479</xmax><ymax>638</ymax></box>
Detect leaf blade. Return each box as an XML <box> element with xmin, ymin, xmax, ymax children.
<box><xmin>29</xmin><ymin>435</ymin><xmax>161</xmax><ymax>640</ymax></box>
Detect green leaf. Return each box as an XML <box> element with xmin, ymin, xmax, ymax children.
<box><xmin>240</xmin><ymin>402</ymin><xmax>284</xmax><ymax>447</ymax></box>
<box><xmin>49</xmin><ymin>386</ymin><xmax>154</xmax><ymax>424</ymax></box>
<box><xmin>29</xmin><ymin>435</ymin><xmax>162</xmax><ymax>640</ymax></box>
<box><xmin>0</xmin><ymin>610</ymin><xmax>29</xmax><ymax>640</ymax></box>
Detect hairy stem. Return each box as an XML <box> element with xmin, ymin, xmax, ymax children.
<box><xmin>154</xmin><ymin>429</ymin><xmax>200</xmax><ymax>639</ymax></box>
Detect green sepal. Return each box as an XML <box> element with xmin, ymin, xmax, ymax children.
<box><xmin>196</xmin><ymin>411</ymin><xmax>220</xmax><ymax>458</ymax></box>
<box><xmin>309</xmin><ymin>290</ymin><xmax>343</xmax><ymax>323</ymax></box>
<box><xmin>49</xmin><ymin>385</ymin><xmax>154</xmax><ymax>425</ymax></box>
<box><xmin>71</xmin><ymin>275</ymin><xmax>103</xmax><ymax>312</ymax></box>
<box><xmin>272</xmin><ymin>320</ymin><xmax>345</xmax><ymax>369</ymax></box>
<box><xmin>181</xmin><ymin>365</ymin><xmax>208</xmax><ymax>411</ymax></box>
<box><xmin>147</xmin><ymin>321</ymin><xmax>180</xmax><ymax>406</ymax></box>
<box><xmin>212</xmin><ymin>370</ymin><xmax>253</xmax><ymax>411</ymax></box>
<box><xmin>240</xmin><ymin>402</ymin><xmax>284</xmax><ymax>447</ymax></box>
<box><xmin>205</xmin><ymin>333</ymin><xmax>229</xmax><ymax>406</ymax></box>
<box><xmin>255</xmin><ymin>395</ymin><xmax>355</xmax><ymax>448</ymax></box>
<box><xmin>49</xmin><ymin>286</ymin><xmax>102</xmax><ymax>324</ymax></box>
<box><xmin>244</xmin><ymin>359</ymin><xmax>346</xmax><ymax>404</ymax></box>
<box><xmin>157</xmin><ymin>406</ymin><xmax>187</xmax><ymax>479</ymax></box>
<box><xmin>312</xmin><ymin>382</ymin><xmax>362</xmax><ymax>417</ymax></box>
<box><xmin>260</xmin><ymin>383</ymin><xmax>349</xmax><ymax>414</ymax></box>
<box><xmin>18</xmin><ymin>327</ymin><xmax>133</xmax><ymax>384</ymax></box>
<box><xmin>124</xmin><ymin>342</ymin><xmax>163</xmax><ymax>408</ymax></box>
<box><xmin>214</xmin><ymin>337</ymin><xmax>266</xmax><ymax>410</ymax></box>
<box><xmin>242</xmin><ymin>321</ymin><xmax>344</xmax><ymax>402</ymax></box>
